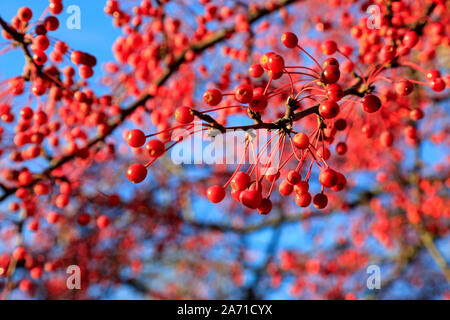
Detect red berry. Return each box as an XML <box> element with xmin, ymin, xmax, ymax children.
<box><xmin>207</xmin><ymin>185</ymin><xmax>225</xmax><ymax>203</ymax></box>
<box><xmin>319</xmin><ymin>168</ymin><xmax>338</xmax><ymax>188</ymax></box>
<box><xmin>426</xmin><ymin>70</ymin><xmax>441</xmax><ymax>81</ymax></box>
<box><xmin>249</xmin><ymin>64</ymin><xmax>264</xmax><ymax>78</ymax></box>
<box><xmin>175</xmin><ymin>106</ymin><xmax>194</xmax><ymax>124</ymax></box>
<box><xmin>235</xmin><ymin>83</ymin><xmax>253</xmax><ymax>104</ymax></box>
<box><xmin>71</xmin><ymin>51</ymin><xmax>85</xmax><ymax>65</ymax></box>
<box><xmin>395</xmin><ymin>80</ymin><xmax>414</xmax><ymax>96</ymax></box>
<box><xmin>230</xmin><ymin>172</ymin><xmax>250</xmax><ymax>191</ymax></box>
<box><xmin>294</xmin><ymin>181</ymin><xmax>309</xmax><ymax>195</ymax></box>
<box><xmin>295</xmin><ymin>192</ymin><xmax>312</xmax><ymax>207</ymax></box>
<box><xmin>336</xmin><ymin>142</ymin><xmax>347</xmax><ymax>155</ymax></box>
<box><xmin>323</xmin><ymin>58</ymin><xmax>339</xmax><ymax>69</ymax></box>
<box><xmin>281</xmin><ymin>32</ymin><xmax>298</xmax><ymax>48</ymax></box>
<box><xmin>380</xmin><ymin>131</ymin><xmax>394</xmax><ymax>147</ymax></box>
<box><xmin>334</xmin><ymin>118</ymin><xmax>347</xmax><ymax>131</ymax></box>
<box><xmin>326</xmin><ymin>84</ymin><xmax>344</xmax><ymax>101</ymax></box>
<box><xmin>260</xmin><ymin>52</ymin><xmax>275</xmax><ymax>70</ymax></box>
<box><xmin>49</xmin><ymin>2</ymin><xmax>63</xmax><ymax>15</ymax></box>
<box><xmin>30</xmin><ymin>266</ymin><xmax>42</xmax><ymax>279</ymax></box>
<box><xmin>287</xmin><ymin>170</ymin><xmax>301</xmax><ymax>185</ymax></box>
<box><xmin>279</xmin><ymin>180</ymin><xmax>293</xmax><ymax>196</ymax></box>
<box><xmin>313</xmin><ymin>193</ymin><xmax>328</xmax><ymax>209</ymax></box>
<box><xmin>361</xmin><ymin>94</ymin><xmax>381</xmax><ymax>113</ymax></box>
<box><xmin>430</xmin><ymin>78</ymin><xmax>445</xmax><ymax>92</ymax></box>
<box><xmin>403</xmin><ymin>31</ymin><xmax>419</xmax><ymax>49</ymax></box>
<box><xmin>321</xmin><ymin>65</ymin><xmax>340</xmax><ymax>84</ymax></box>
<box><xmin>145</xmin><ymin>139</ymin><xmax>165</xmax><ymax>157</ymax></box>
<box><xmin>293</xmin><ymin>132</ymin><xmax>309</xmax><ymax>149</ymax></box>
<box><xmin>127</xmin><ymin>164</ymin><xmax>147</xmax><ymax>183</ymax></box>
<box><xmin>249</xmin><ymin>91</ymin><xmax>268</xmax><ymax>112</ymax></box>
<box><xmin>77</xmin><ymin>213</ymin><xmax>91</xmax><ymax>226</ymax></box>
<box><xmin>203</xmin><ymin>88</ymin><xmax>222</xmax><ymax>106</ymax></box>
<box><xmin>79</xmin><ymin>65</ymin><xmax>94</xmax><ymax>78</ymax></box>
<box><xmin>126</xmin><ymin>129</ymin><xmax>146</xmax><ymax>148</ymax></box>
<box><xmin>97</xmin><ymin>215</ymin><xmax>110</xmax><ymax>229</ymax></box>
<box><xmin>321</xmin><ymin>40</ymin><xmax>337</xmax><ymax>55</ymax></box>
<box><xmin>331</xmin><ymin>172</ymin><xmax>347</xmax><ymax>192</ymax></box>
<box><xmin>18</xmin><ymin>7</ymin><xmax>33</xmax><ymax>22</ymax></box>
<box><xmin>319</xmin><ymin>100</ymin><xmax>340</xmax><ymax>119</ymax></box>
<box><xmin>267</xmin><ymin>54</ymin><xmax>285</xmax><ymax>74</ymax></box>
<box><xmin>44</xmin><ymin>16</ymin><xmax>59</xmax><ymax>31</ymax></box>
<box><xmin>410</xmin><ymin>108</ymin><xmax>424</xmax><ymax>121</ymax></box>
<box><xmin>33</xmin><ymin>35</ymin><xmax>50</xmax><ymax>51</ymax></box>
<box><xmin>239</xmin><ymin>189</ymin><xmax>262</xmax><ymax>209</ymax></box>
<box><xmin>33</xmin><ymin>51</ymin><xmax>47</xmax><ymax>65</ymax></box>
<box><xmin>257</xmin><ymin>198</ymin><xmax>272</xmax><ymax>215</ymax></box>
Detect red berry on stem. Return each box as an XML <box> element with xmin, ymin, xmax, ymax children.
<box><xmin>313</xmin><ymin>193</ymin><xmax>328</xmax><ymax>209</ymax></box>
<box><xmin>326</xmin><ymin>84</ymin><xmax>344</xmax><ymax>101</ymax></box>
<box><xmin>126</xmin><ymin>129</ymin><xmax>146</xmax><ymax>148</ymax></box>
<box><xmin>127</xmin><ymin>164</ymin><xmax>147</xmax><ymax>183</ymax></box>
<box><xmin>235</xmin><ymin>83</ymin><xmax>253</xmax><ymax>104</ymax></box>
<box><xmin>287</xmin><ymin>170</ymin><xmax>301</xmax><ymax>185</ymax></box>
<box><xmin>361</xmin><ymin>94</ymin><xmax>381</xmax><ymax>113</ymax></box>
<box><xmin>395</xmin><ymin>80</ymin><xmax>414</xmax><ymax>96</ymax></box>
<box><xmin>203</xmin><ymin>88</ymin><xmax>222</xmax><ymax>106</ymax></box>
<box><xmin>293</xmin><ymin>132</ymin><xmax>309</xmax><ymax>149</ymax></box>
<box><xmin>18</xmin><ymin>7</ymin><xmax>33</xmax><ymax>22</ymax></box>
<box><xmin>319</xmin><ymin>100</ymin><xmax>340</xmax><ymax>119</ymax></box>
<box><xmin>258</xmin><ymin>198</ymin><xmax>272</xmax><ymax>215</ymax></box>
<box><xmin>267</xmin><ymin>54</ymin><xmax>285</xmax><ymax>74</ymax></box>
<box><xmin>279</xmin><ymin>180</ymin><xmax>293</xmax><ymax>196</ymax></box>
<box><xmin>331</xmin><ymin>172</ymin><xmax>347</xmax><ymax>191</ymax></box>
<box><xmin>207</xmin><ymin>185</ymin><xmax>225</xmax><ymax>203</ymax></box>
<box><xmin>230</xmin><ymin>172</ymin><xmax>250</xmax><ymax>191</ymax></box>
<box><xmin>175</xmin><ymin>106</ymin><xmax>194</xmax><ymax>124</ymax></box>
<box><xmin>281</xmin><ymin>32</ymin><xmax>298</xmax><ymax>48</ymax></box>
<box><xmin>321</xmin><ymin>40</ymin><xmax>337</xmax><ymax>55</ymax></box>
<box><xmin>295</xmin><ymin>192</ymin><xmax>312</xmax><ymax>207</ymax></box>
<box><xmin>239</xmin><ymin>189</ymin><xmax>262</xmax><ymax>209</ymax></box>
<box><xmin>294</xmin><ymin>181</ymin><xmax>309</xmax><ymax>195</ymax></box>
<box><xmin>146</xmin><ymin>139</ymin><xmax>165</xmax><ymax>158</ymax></box>
<box><xmin>403</xmin><ymin>31</ymin><xmax>419</xmax><ymax>49</ymax></box>
<box><xmin>319</xmin><ymin>168</ymin><xmax>338</xmax><ymax>188</ymax></box>
<box><xmin>249</xmin><ymin>64</ymin><xmax>264</xmax><ymax>78</ymax></box>
<box><xmin>321</xmin><ymin>65</ymin><xmax>340</xmax><ymax>84</ymax></box>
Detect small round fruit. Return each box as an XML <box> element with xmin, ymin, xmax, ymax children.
<box><xmin>319</xmin><ymin>168</ymin><xmax>338</xmax><ymax>188</ymax></box>
<box><xmin>239</xmin><ymin>189</ymin><xmax>262</xmax><ymax>209</ymax></box>
<box><xmin>175</xmin><ymin>106</ymin><xmax>194</xmax><ymax>124</ymax></box>
<box><xmin>235</xmin><ymin>84</ymin><xmax>253</xmax><ymax>104</ymax></box>
<box><xmin>230</xmin><ymin>172</ymin><xmax>251</xmax><ymax>191</ymax></box>
<box><xmin>145</xmin><ymin>139</ymin><xmax>165</xmax><ymax>158</ymax></box>
<box><xmin>295</xmin><ymin>192</ymin><xmax>312</xmax><ymax>207</ymax></box>
<box><xmin>126</xmin><ymin>129</ymin><xmax>146</xmax><ymax>148</ymax></box>
<box><xmin>207</xmin><ymin>185</ymin><xmax>226</xmax><ymax>203</ymax></box>
<box><xmin>281</xmin><ymin>32</ymin><xmax>298</xmax><ymax>48</ymax></box>
<box><xmin>203</xmin><ymin>88</ymin><xmax>223</xmax><ymax>106</ymax></box>
<box><xmin>319</xmin><ymin>100</ymin><xmax>340</xmax><ymax>119</ymax></box>
<box><xmin>313</xmin><ymin>193</ymin><xmax>328</xmax><ymax>209</ymax></box>
<box><xmin>293</xmin><ymin>132</ymin><xmax>309</xmax><ymax>149</ymax></box>
<box><xmin>127</xmin><ymin>164</ymin><xmax>147</xmax><ymax>183</ymax></box>
<box><xmin>258</xmin><ymin>198</ymin><xmax>272</xmax><ymax>215</ymax></box>
<box><xmin>361</xmin><ymin>94</ymin><xmax>381</xmax><ymax>113</ymax></box>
